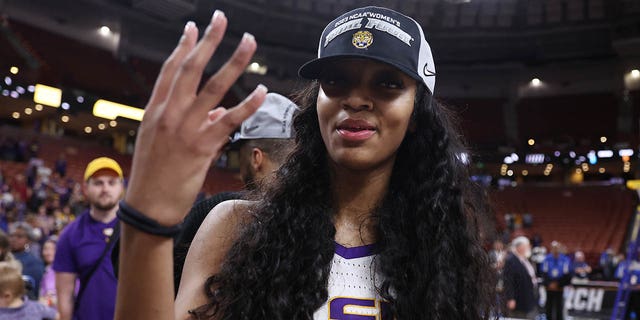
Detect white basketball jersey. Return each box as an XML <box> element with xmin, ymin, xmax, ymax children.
<box><xmin>313</xmin><ymin>242</ymin><xmax>392</xmax><ymax>320</ymax></box>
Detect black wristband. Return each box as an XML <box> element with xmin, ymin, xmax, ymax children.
<box><xmin>117</xmin><ymin>200</ymin><xmax>182</xmax><ymax>238</ymax></box>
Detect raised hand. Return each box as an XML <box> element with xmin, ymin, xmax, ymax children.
<box><xmin>125</xmin><ymin>10</ymin><xmax>267</xmax><ymax>226</ymax></box>
<box><xmin>115</xmin><ymin>12</ymin><xmax>266</xmax><ymax>320</ymax></box>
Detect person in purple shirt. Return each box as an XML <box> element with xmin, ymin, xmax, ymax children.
<box><xmin>53</xmin><ymin>157</ymin><xmax>124</xmax><ymax>320</ymax></box>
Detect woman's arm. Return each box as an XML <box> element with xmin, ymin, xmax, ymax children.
<box><xmin>114</xmin><ymin>10</ymin><xmax>266</xmax><ymax>320</ymax></box>
<box><xmin>174</xmin><ymin>200</ymin><xmax>250</xmax><ymax>318</ymax></box>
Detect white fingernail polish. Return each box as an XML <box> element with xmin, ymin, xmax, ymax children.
<box><xmin>213</xmin><ymin>10</ymin><xmax>224</xmax><ymax>20</ymax></box>
<box><xmin>257</xmin><ymin>84</ymin><xmax>268</xmax><ymax>92</ymax></box>
<box><xmin>184</xmin><ymin>21</ymin><xmax>195</xmax><ymax>33</ymax></box>
<box><xmin>243</xmin><ymin>32</ymin><xmax>255</xmax><ymax>42</ymax></box>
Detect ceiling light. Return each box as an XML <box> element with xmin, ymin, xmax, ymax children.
<box><xmin>84</xmin><ymin>126</ymin><xmax>92</xmax><ymax>133</ymax></box>
<box><xmin>33</xmin><ymin>84</ymin><xmax>62</xmax><ymax>107</ymax></box>
<box><xmin>9</xmin><ymin>67</ymin><xmax>18</xmax><ymax>75</ymax></box>
<box><xmin>588</xmin><ymin>150</ymin><xmax>597</xmax><ymax>165</ymax></box>
<box><xmin>34</xmin><ymin>104</ymin><xmax>43</xmax><ymax>111</ymax></box>
<box><xmin>632</xmin><ymin>69</ymin><xmax>640</xmax><ymax>79</ymax></box>
<box><xmin>245</xmin><ymin>61</ymin><xmax>268</xmax><ymax>75</ymax></box>
<box><xmin>597</xmin><ymin>150</ymin><xmax>613</xmax><ymax>158</ymax></box>
<box><xmin>99</xmin><ymin>26</ymin><xmax>111</xmax><ymax>37</ymax></box>
<box><xmin>24</xmin><ymin>108</ymin><xmax>32</xmax><ymax>115</ymax></box>
<box><xmin>98</xmin><ymin>123</ymin><xmax>106</xmax><ymax>130</ymax></box>
<box><xmin>530</xmin><ymin>78</ymin><xmax>541</xmax><ymax>87</ymax></box>
<box><xmin>504</xmin><ymin>156</ymin><xmax>514</xmax><ymax>164</ymax></box>
<box><xmin>11</xmin><ymin>112</ymin><xmax>20</xmax><ymax>119</ymax></box>
<box><xmin>525</xmin><ymin>153</ymin><xmax>545</xmax><ymax>164</ymax></box>
<box><xmin>61</xmin><ymin>115</ymin><xmax>69</xmax><ymax>123</ymax></box>
<box><xmin>93</xmin><ymin>99</ymin><xmax>144</xmax><ymax>121</ymax></box>
<box><xmin>619</xmin><ymin>149</ymin><xmax>634</xmax><ymax>157</ymax></box>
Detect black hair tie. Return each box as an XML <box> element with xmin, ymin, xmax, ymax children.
<box><xmin>117</xmin><ymin>200</ymin><xmax>182</xmax><ymax>238</ymax></box>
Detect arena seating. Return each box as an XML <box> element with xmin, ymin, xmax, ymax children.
<box><xmin>517</xmin><ymin>93</ymin><xmax>618</xmax><ymax>143</ymax></box>
<box><xmin>443</xmin><ymin>97</ymin><xmax>507</xmax><ymax>147</ymax></box>
<box><xmin>492</xmin><ymin>185</ymin><xmax>635</xmax><ymax>265</ymax></box>
<box><xmin>5</xmin><ymin>20</ymin><xmax>147</xmax><ymax>104</ymax></box>
<box><xmin>0</xmin><ymin>125</ymin><xmax>243</xmax><ymax>195</ymax></box>
<box><xmin>0</xmin><ymin>25</ymin><xmax>26</xmax><ymax>71</ymax></box>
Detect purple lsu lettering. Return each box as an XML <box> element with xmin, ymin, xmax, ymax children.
<box><xmin>329</xmin><ymin>297</ymin><xmax>391</xmax><ymax>320</ymax></box>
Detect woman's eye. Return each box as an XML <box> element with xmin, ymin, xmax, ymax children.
<box><xmin>379</xmin><ymin>80</ymin><xmax>403</xmax><ymax>89</ymax></box>
<box><xmin>324</xmin><ymin>79</ymin><xmax>337</xmax><ymax>86</ymax></box>
<box><xmin>321</xmin><ymin>76</ymin><xmax>345</xmax><ymax>86</ymax></box>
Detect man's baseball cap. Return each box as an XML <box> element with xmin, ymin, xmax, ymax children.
<box><xmin>299</xmin><ymin>6</ymin><xmax>436</xmax><ymax>94</ymax></box>
<box><xmin>231</xmin><ymin>93</ymin><xmax>299</xmax><ymax>142</ymax></box>
<box><xmin>84</xmin><ymin>157</ymin><xmax>123</xmax><ymax>181</ymax></box>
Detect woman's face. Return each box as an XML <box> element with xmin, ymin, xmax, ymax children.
<box><xmin>42</xmin><ymin>241</ymin><xmax>56</xmax><ymax>265</ymax></box>
<box><xmin>317</xmin><ymin>58</ymin><xmax>417</xmax><ymax>171</ymax></box>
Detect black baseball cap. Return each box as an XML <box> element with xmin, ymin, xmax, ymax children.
<box><xmin>299</xmin><ymin>6</ymin><xmax>436</xmax><ymax>94</ymax></box>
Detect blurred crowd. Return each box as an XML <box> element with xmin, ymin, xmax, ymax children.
<box><xmin>0</xmin><ymin>142</ymin><xmax>90</xmax><ymax>319</ymax></box>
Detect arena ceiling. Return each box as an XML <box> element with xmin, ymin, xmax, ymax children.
<box><xmin>3</xmin><ymin>0</ymin><xmax>640</xmax><ymax>86</ymax></box>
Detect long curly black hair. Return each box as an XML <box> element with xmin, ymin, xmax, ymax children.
<box><xmin>191</xmin><ymin>81</ymin><xmax>496</xmax><ymax>319</ymax></box>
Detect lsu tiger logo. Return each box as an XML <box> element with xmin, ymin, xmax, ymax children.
<box><xmin>352</xmin><ymin>31</ymin><xmax>373</xmax><ymax>49</ymax></box>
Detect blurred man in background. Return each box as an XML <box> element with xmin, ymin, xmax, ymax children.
<box><xmin>503</xmin><ymin>236</ymin><xmax>539</xmax><ymax>319</ymax></box>
<box><xmin>54</xmin><ymin>157</ymin><xmax>124</xmax><ymax>320</ymax></box>
<box><xmin>542</xmin><ymin>241</ymin><xmax>571</xmax><ymax>320</ymax></box>
<box><xmin>172</xmin><ymin>92</ymin><xmax>298</xmax><ymax>291</ymax></box>
<box><xmin>572</xmin><ymin>251</ymin><xmax>592</xmax><ymax>280</ymax></box>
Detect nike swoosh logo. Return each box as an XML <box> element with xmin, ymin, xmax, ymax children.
<box><xmin>423</xmin><ymin>63</ymin><xmax>436</xmax><ymax>77</ymax></box>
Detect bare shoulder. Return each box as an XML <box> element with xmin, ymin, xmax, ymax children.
<box><xmin>174</xmin><ymin>199</ymin><xmax>254</xmax><ymax>318</ymax></box>
<box><xmin>185</xmin><ymin>198</ymin><xmax>254</xmax><ymax>271</ymax></box>
<box><xmin>198</xmin><ymin>199</ymin><xmax>254</xmax><ymax>235</ymax></box>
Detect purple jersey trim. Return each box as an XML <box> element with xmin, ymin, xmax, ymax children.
<box><xmin>334</xmin><ymin>242</ymin><xmax>378</xmax><ymax>259</ymax></box>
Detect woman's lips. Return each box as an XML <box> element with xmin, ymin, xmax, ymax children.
<box><xmin>336</xmin><ymin>118</ymin><xmax>376</xmax><ymax>142</ymax></box>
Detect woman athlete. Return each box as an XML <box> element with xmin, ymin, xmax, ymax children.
<box><xmin>115</xmin><ymin>6</ymin><xmax>495</xmax><ymax>320</ymax></box>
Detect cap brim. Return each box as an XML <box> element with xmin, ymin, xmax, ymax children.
<box><xmin>299</xmin><ymin>54</ymin><xmax>424</xmax><ymax>88</ymax></box>
<box><xmin>227</xmin><ymin>131</ymin><xmax>245</xmax><ymax>149</ymax></box>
